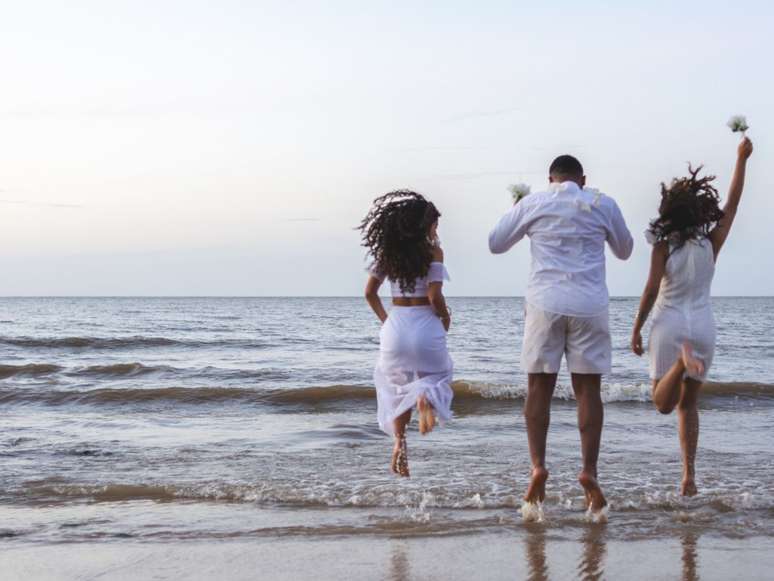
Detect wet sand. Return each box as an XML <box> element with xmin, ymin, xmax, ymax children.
<box><xmin>4</xmin><ymin>530</ymin><xmax>774</xmax><ymax>581</ymax></box>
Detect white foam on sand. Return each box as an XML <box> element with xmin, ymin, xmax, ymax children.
<box><xmin>519</xmin><ymin>501</ymin><xmax>544</xmax><ymax>523</ymax></box>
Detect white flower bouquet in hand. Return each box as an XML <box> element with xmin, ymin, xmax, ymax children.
<box><xmin>508</xmin><ymin>183</ymin><xmax>531</xmax><ymax>204</ymax></box>
<box><xmin>727</xmin><ymin>115</ymin><xmax>749</xmax><ymax>136</ymax></box>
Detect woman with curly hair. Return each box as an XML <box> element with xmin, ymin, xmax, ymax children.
<box><xmin>359</xmin><ymin>190</ymin><xmax>453</xmax><ymax>477</ymax></box>
<box><xmin>631</xmin><ymin>137</ymin><xmax>754</xmax><ymax>496</ymax></box>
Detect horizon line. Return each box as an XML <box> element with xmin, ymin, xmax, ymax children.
<box><xmin>1</xmin><ymin>295</ymin><xmax>773</xmax><ymax>299</ymax></box>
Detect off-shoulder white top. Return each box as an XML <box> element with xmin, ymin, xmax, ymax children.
<box><xmin>369</xmin><ymin>261</ymin><xmax>450</xmax><ymax>297</ymax></box>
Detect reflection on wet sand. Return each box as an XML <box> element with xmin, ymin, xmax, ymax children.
<box><xmin>578</xmin><ymin>526</ymin><xmax>606</xmax><ymax>581</ymax></box>
<box><xmin>525</xmin><ymin>524</ymin><xmax>608</xmax><ymax>581</ymax></box>
<box><xmin>387</xmin><ymin>540</ymin><xmax>411</xmax><ymax>581</ymax></box>
<box><xmin>525</xmin><ymin>525</ymin><xmax>549</xmax><ymax>581</ymax></box>
<box><xmin>681</xmin><ymin>530</ymin><xmax>699</xmax><ymax>581</ymax></box>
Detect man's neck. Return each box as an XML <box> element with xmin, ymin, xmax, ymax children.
<box><xmin>550</xmin><ymin>177</ymin><xmax>584</xmax><ymax>188</ymax></box>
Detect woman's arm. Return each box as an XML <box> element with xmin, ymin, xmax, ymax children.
<box><xmin>365</xmin><ymin>276</ymin><xmax>388</xmax><ymax>323</ymax></box>
<box><xmin>428</xmin><ymin>247</ymin><xmax>451</xmax><ymax>330</ymax></box>
<box><xmin>428</xmin><ymin>283</ymin><xmax>450</xmax><ymax>331</ymax></box>
<box><xmin>631</xmin><ymin>242</ymin><xmax>668</xmax><ymax>356</ymax></box>
<box><xmin>710</xmin><ymin>137</ymin><xmax>754</xmax><ymax>258</ymax></box>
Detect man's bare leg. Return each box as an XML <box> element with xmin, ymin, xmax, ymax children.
<box><xmin>677</xmin><ymin>379</ymin><xmax>701</xmax><ymax>496</ymax></box>
<box><xmin>571</xmin><ymin>373</ymin><xmax>607</xmax><ymax>511</ymax></box>
<box><xmin>523</xmin><ymin>373</ymin><xmax>557</xmax><ymax>503</ymax></box>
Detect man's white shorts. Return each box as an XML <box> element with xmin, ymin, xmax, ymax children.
<box><xmin>521</xmin><ymin>302</ymin><xmax>611</xmax><ymax>375</ymax></box>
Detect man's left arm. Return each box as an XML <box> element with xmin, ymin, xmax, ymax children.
<box><xmin>606</xmin><ymin>201</ymin><xmax>634</xmax><ymax>260</ymax></box>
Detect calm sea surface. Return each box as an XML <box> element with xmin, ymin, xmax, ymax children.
<box><xmin>1</xmin><ymin>297</ymin><xmax>773</xmax><ymax>546</ymax></box>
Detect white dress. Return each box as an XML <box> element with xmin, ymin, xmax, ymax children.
<box><xmin>370</xmin><ymin>262</ymin><xmax>454</xmax><ymax>435</ymax></box>
<box><xmin>648</xmin><ymin>236</ymin><xmax>716</xmax><ymax>381</ymax></box>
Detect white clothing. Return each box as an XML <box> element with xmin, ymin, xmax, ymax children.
<box><xmin>375</xmin><ymin>306</ymin><xmax>454</xmax><ymax>435</ymax></box>
<box><xmin>521</xmin><ymin>302</ymin><xmax>612</xmax><ymax>374</ymax></box>
<box><xmin>489</xmin><ymin>182</ymin><xmax>633</xmax><ymax>317</ymax></box>
<box><xmin>369</xmin><ymin>262</ymin><xmax>450</xmax><ymax>297</ymax></box>
<box><xmin>368</xmin><ymin>262</ymin><xmax>453</xmax><ymax>435</ymax></box>
<box><xmin>649</xmin><ymin>237</ymin><xmax>716</xmax><ymax>381</ymax></box>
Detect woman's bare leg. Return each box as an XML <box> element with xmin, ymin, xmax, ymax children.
<box><xmin>653</xmin><ymin>343</ymin><xmax>703</xmax><ymax>414</ymax></box>
<box><xmin>677</xmin><ymin>379</ymin><xmax>701</xmax><ymax>496</ymax></box>
<box><xmin>417</xmin><ymin>396</ymin><xmax>436</xmax><ymax>435</ymax></box>
<box><xmin>391</xmin><ymin>410</ymin><xmax>412</xmax><ymax>477</ymax></box>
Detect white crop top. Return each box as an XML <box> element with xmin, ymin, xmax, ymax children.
<box><xmin>369</xmin><ymin>261</ymin><xmax>450</xmax><ymax>297</ymax></box>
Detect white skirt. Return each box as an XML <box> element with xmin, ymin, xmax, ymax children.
<box><xmin>649</xmin><ymin>305</ymin><xmax>715</xmax><ymax>381</ymax></box>
<box><xmin>374</xmin><ymin>306</ymin><xmax>454</xmax><ymax>435</ymax></box>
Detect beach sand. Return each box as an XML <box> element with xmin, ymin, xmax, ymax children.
<box><xmin>4</xmin><ymin>530</ymin><xmax>774</xmax><ymax>581</ymax></box>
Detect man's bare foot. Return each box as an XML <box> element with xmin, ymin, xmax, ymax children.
<box><xmin>578</xmin><ymin>471</ymin><xmax>607</xmax><ymax>512</ymax></box>
<box><xmin>524</xmin><ymin>466</ymin><xmax>549</xmax><ymax>503</ymax></box>
<box><xmin>681</xmin><ymin>477</ymin><xmax>698</xmax><ymax>497</ymax></box>
<box><xmin>417</xmin><ymin>396</ymin><xmax>436</xmax><ymax>435</ymax></box>
<box><xmin>681</xmin><ymin>344</ymin><xmax>704</xmax><ymax>378</ymax></box>
<box><xmin>390</xmin><ymin>436</ymin><xmax>410</xmax><ymax>477</ymax></box>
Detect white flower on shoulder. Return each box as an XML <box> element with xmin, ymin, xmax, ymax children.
<box><xmin>727</xmin><ymin>115</ymin><xmax>749</xmax><ymax>134</ymax></box>
<box><xmin>644</xmin><ymin>229</ymin><xmax>657</xmax><ymax>245</ymax></box>
<box><xmin>576</xmin><ymin>199</ymin><xmax>592</xmax><ymax>212</ymax></box>
<box><xmin>549</xmin><ymin>182</ymin><xmax>566</xmax><ymax>193</ymax></box>
<box><xmin>507</xmin><ymin>183</ymin><xmax>531</xmax><ymax>203</ymax></box>
<box><xmin>584</xmin><ymin>187</ymin><xmax>603</xmax><ymax>207</ymax></box>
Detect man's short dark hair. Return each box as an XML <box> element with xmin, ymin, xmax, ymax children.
<box><xmin>549</xmin><ymin>155</ymin><xmax>584</xmax><ymax>178</ymax></box>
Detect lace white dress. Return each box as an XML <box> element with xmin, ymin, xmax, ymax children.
<box><xmin>369</xmin><ymin>262</ymin><xmax>454</xmax><ymax>435</ymax></box>
<box><xmin>648</xmin><ymin>236</ymin><xmax>716</xmax><ymax>381</ymax></box>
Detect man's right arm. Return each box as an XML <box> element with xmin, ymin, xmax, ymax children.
<box><xmin>488</xmin><ymin>203</ymin><xmax>528</xmax><ymax>254</ymax></box>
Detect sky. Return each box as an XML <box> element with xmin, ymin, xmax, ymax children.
<box><xmin>1</xmin><ymin>0</ymin><xmax>772</xmax><ymax>296</ymax></box>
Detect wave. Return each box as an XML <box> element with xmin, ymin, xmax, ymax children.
<box><xmin>0</xmin><ymin>336</ymin><xmax>270</xmax><ymax>350</ymax></box>
<box><xmin>21</xmin><ymin>481</ymin><xmax>772</xmax><ymax>517</ymax></box>
<box><xmin>0</xmin><ymin>363</ymin><xmax>63</xmax><ymax>379</ymax></box>
<box><xmin>71</xmin><ymin>362</ymin><xmax>174</xmax><ymax>377</ymax></box>
<box><xmin>1</xmin><ymin>381</ymin><xmax>772</xmax><ymax>407</ymax></box>
<box><xmin>0</xmin><ymin>362</ymin><xmax>291</xmax><ymax>381</ymax></box>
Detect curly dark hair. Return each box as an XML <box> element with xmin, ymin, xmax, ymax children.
<box><xmin>359</xmin><ymin>190</ymin><xmax>441</xmax><ymax>294</ymax></box>
<box><xmin>647</xmin><ymin>164</ymin><xmax>724</xmax><ymax>249</ymax></box>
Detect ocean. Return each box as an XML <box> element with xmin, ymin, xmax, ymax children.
<box><xmin>2</xmin><ymin>297</ymin><xmax>774</xmax><ymax>579</ymax></box>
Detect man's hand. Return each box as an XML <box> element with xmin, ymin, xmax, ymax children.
<box><xmin>738</xmin><ymin>137</ymin><xmax>753</xmax><ymax>160</ymax></box>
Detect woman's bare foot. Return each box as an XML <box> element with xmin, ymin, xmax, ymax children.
<box><xmin>390</xmin><ymin>436</ymin><xmax>410</xmax><ymax>477</ymax></box>
<box><xmin>417</xmin><ymin>396</ymin><xmax>436</xmax><ymax>435</ymax></box>
<box><xmin>681</xmin><ymin>344</ymin><xmax>704</xmax><ymax>378</ymax></box>
<box><xmin>578</xmin><ymin>471</ymin><xmax>607</xmax><ymax>512</ymax></box>
<box><xmin>681</xmin><ymin>476</ymin><xmax>698</xmax><ymax>497</ymax></box>
<box><xmin>524</xmin><ymin>466</ymin><xmax>549</xmax><ymax>503</ymax></box>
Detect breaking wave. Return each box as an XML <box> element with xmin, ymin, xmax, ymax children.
<box><xmin>1</xmin><ymin>381</ymin><xmax>771</xmax><ymax>407</ymax></box>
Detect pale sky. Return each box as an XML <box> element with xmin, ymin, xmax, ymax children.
<box><xmin>1</xmin><ymin>0</ymin><xmax>771</xmax><ymax>296</ymax></box>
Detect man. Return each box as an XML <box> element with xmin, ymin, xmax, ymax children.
<box><xmin>488</xmin><ymin>155</ymin><xmax>633</xmax><ymax>512</ymax></box>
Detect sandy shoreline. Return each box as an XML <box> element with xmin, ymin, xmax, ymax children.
<box><xmin>3</xmin><ymin>530</ymin><xmax>774</xmax><ymax>581</ymax></box>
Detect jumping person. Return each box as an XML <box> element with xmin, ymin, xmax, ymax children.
<box><xmin>360</xmin><ymin>191</ymin><xmax>454</xmax><ymax>477</ymax></box>
<box><xmin>631</xmin><ymin>137</ymin><xmax>754</xmax><ymax>496</ymax></box>
<box><xmin>489</xmin><ymin>155</ymin><xmax>633</xmax><ymax>513</ymax></box>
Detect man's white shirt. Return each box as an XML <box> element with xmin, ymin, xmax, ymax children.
<box><xmin>489</xmin><ymin>181</ymin><xmax>633</xmax><ymax>317</ymax></box>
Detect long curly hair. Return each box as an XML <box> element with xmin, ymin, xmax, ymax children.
<box><xmin>647</xmin><ymin>164</ymin><xmax>724</xmax><ymax>249</ymax></box>
<box><xmin>359</xmin><ymin>190</ymin><xmax>440</xmax><ymax>294</ymax></box>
